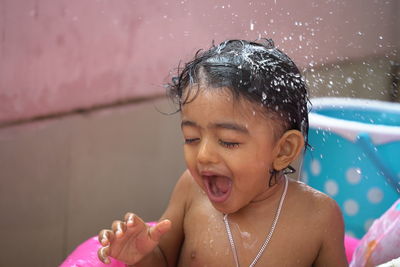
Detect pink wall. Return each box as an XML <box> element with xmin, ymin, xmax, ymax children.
<box><xmin>0</xmin><ymin>0</ymin><xmax>398</xmax><ymax>124</ymax></box>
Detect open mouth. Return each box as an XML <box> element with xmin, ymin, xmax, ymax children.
<box><xmin>202</xmin><ymin>175</ymin><xmax>232</xmax><ymax>203</ymax></box>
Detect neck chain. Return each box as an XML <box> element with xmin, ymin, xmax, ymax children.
<box><xmin>223</xmin><ymin>175</ymin><xmax>288</xmax><ymax>267</ymax></box>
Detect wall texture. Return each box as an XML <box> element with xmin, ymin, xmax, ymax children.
<box><xmin>0</xmin><ymin>98</ymin><xmax>186</xmax><ymax>266</ymax></box>
<box><xmin>0</xmin><ymin>0</ymin><xmax>398</xmax><ymax>125</ymax></box>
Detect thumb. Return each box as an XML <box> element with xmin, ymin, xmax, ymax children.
<box><xmin>149</xmin><ymin>219</ymin><xmax>172</xmax><ymax>242</ymax></box>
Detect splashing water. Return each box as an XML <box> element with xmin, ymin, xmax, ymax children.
<box><xmin>250</xmin><ymin>20</ymin><xmax>255</xmax><ymax>31</ymax></box>
<box><xmin>262</xmin><ymin>92</ymin><xmax>267</xmax><ymax>101</ymax></box>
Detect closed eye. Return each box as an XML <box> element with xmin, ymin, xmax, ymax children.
<box><xmin>218</xmin><ymin>140</ymin><xmax>240</xmax><ymax>149</ymax></box>
<box><xmin>184</xmin><ymin>138</ymin><xmax>200</xmax><ymax>144</ymax></box>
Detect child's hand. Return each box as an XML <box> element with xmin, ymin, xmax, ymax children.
<box><xmin>97</xmin><ymin>212</ymin><xmax>171</xmax><ymax>265</ymax></box>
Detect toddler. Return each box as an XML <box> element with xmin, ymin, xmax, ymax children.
<box><xmin>98</xmin><ymin>39</ymin><xmax>348</xmax><ymax>266</ymax></box>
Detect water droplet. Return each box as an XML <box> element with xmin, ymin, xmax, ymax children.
<box><xmin>346</xmin><ymin>77</ymin><xmax>353</xmax><ymax>84</ymax></box>
<box><xmin>250</xmin><ymin>20</ymin><xmax>254</xmax><ymax>31</ymax></box>
<box><xmin>209</xmin><ymin>239</ymin><xmax>214</xmax><ymax>248</ymax></box>
<box><xmin>262</xmin><ymin>92</ymin><xmax>267</xmax><ymax>101</ymax></box>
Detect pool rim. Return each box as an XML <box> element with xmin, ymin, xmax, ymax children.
<box><xmin>308</xmin><ymin>97</ymin><xmax>400</xmax><ymax>145</ymax></box>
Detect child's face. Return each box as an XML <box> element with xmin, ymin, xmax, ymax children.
<box><xmin>181</xmin><ymin>87</ymin><xmax>282</xmax><ymax>214</ymax></box>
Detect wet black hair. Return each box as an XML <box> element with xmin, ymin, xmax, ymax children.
<box><xmin>167</xmin><ymin>39</ymin><xmax>310</xmax><ymax>183</ymax></box>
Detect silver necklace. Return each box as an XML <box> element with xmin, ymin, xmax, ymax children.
<box><xmin>223</xmin><ymin>175</ymin><xmax>288</xmax><ymax>267</ymax></box>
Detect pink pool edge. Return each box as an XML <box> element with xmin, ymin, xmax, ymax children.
<box><xmin>344</xmin><ymin>235</ymin><xmax>360</xmax><ymax>262</ymax></box>
<box><xmin>60</xmin><ymin>236</ymin><xmax>126</xmax><ymax>267</ymax></box>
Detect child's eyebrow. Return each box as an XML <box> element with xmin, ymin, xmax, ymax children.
<box><xmin>212</xmin><ymin>122</ymin><xmax>249</xmax><ymax>134</ymax></box>
<box><xmin>181</xmin><ymin>120</ymin><xmax>249</xmax><ymax>134</ymax></box>
<box><xmin>181</xmin><ymin>120</ymin><xmax>197</xmax><ymax>128</ymax></box>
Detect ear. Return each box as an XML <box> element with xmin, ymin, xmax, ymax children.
<box><xmin>272</xmin><ymin>130</ymin><xmax>305</xmax><ymax>171</ymax></box>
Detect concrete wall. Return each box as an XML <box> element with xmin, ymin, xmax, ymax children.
<box><xmin>0</xmin><ymin>0</ymin><xmax>399</xmax><ymax>266</ymax></box>
<box><xmin>0</xmin><ymin>98</ymin><xmax>185</xmax><ymax>266</ymax></box>
<box><xmin>306</xmin><ymin>56</ymin><xmax>399</xmax><ymax>101</ymax></box>
<box><xmin>1</xmin><ymin>0</ymin><xmax>398</xmax><ymax>125</ymax></box>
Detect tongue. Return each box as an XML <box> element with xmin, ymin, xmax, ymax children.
<box><xmin>212</xmin><ymin>176</ymin><xmax>231</xmax><ymax>194</ymax></box>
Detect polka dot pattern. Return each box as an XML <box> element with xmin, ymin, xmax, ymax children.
<box><xmin>324</xmin><ymin>180</ymin><xmax>338</xmax><ymax>196</ymax></box>
<box><xmin>346</xmin><ymin>168</ymin><xmax>362</xmax><ymax>184</ymax></box>
<box><xmin>367</xmin><ymin>187</ymin><xmax>383</xmax><ymax>204</ymax></box>
<box><xmin>305</xmin><ymin>152</ymin><xmax>396</xmax><ymax>238</ymax></box>
<box><xmin>344</xmin><ymin>199</ymin><xmax>359</xmax><ymax>216</ymax></box>
<box><xmin>311</xmin><ymin>159</ymin><xmax>321</xmax><ymax>176</ymax></box>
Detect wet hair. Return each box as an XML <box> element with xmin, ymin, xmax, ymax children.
<box><xmin>167</xmin><ymin>39</ymin><xmax>310</xmax><ymax>183</ymax></box>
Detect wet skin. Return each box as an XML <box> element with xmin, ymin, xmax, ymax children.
<box><xmin>98</xmin><ymin>88</ymin><xmax>348</xmax><ymax>266</ymax></box>
<box><xmin>177</xmin><ymin>171</ymin><xmax>345</xmax><ymax>266</ymax></box>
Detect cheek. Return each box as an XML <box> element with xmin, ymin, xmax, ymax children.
<box><xmin>183</xmin><ymin>146</ymin><xmax>195</xmax><ymax>164</ymax></box>
<box><xmin>228</xmin><ymin>149</ymin><xmax>272</xmax><ymax>185</ymax></box>
<box><xmin>233</xmin><ymin>145</ymin><xmax>273</xmax><ymax>170</ymax></box>
<box><xmin>183</xmin><ymin>146</ymin><xmax>200</xmax><ymax>177</ymax></box>
<box><xmin>254</xmin><ymin>143</ymin><xmax>276</xmax><ymax>168</ymax></box>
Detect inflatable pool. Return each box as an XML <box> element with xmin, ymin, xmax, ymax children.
<box><xmin>301</xmin><ymin>97</ymin><xmax>400</xmax><ymax>238</ymax></box>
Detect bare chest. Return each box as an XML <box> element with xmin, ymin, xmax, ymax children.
<box><xmin>177</xmin><ymin>197</ymin><xmax>320</xmax><ymax>267</ymax></box>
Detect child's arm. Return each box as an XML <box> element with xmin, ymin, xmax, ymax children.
<box><xmin>156</xmin><ymin>170</ymin><xmax>193</xmax><ymax>266</ymax></box>
<box><xmin>313</xmin><ymin>197</ymin><xmax>348</xmax><ymax>266</ymax></box>
<box><xmin>97</xmin><ymin>170</ymin><xmax>191</xmax><ymax>266</ymax></box>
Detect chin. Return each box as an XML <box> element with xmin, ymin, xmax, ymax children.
<box><xmin>209</xmin><ymin>200</ymin><xmax>242</xmax><ymax>215</ymax></box>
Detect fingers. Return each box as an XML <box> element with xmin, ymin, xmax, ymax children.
<box><xmin>97</xmin><ymin>213</ymin><xmax>151</xmax><ymax>264</ymax></box>
<box><xmin>98</xmin><ymin>229</ymin><xmax>114</xmax><ymax>246</ymax></box>
<box><xmin>98</xmin><ymin>219</ymin><xmax>128</xmax><ymax>248</ymax></box>
<box><xmin>111</xmin><ymin>220</ymin><xmax>127</xmax><ymax>238</ymax></box>
<box><xmin>97</xmin><ymin>245</ymin><xmax>111</xmax><ymax>264</ymax></box>
<box><xmin>123</xmin><ymin>212</ymin><xmax>147</xmax><ymax>231</ymax></box>
<box><xmin>97</xmin><ymin>218</ymin><xmax>129</xmax><ymax>264</ymax></box>
<box><xmin>149</xmin><ymin>219</ymin><xmax>172</xmax><ymax>242</ymax></box>
<box><xmin>124</xmin><ymin>212</ymin><xmax>136</xmax><ymax>227</ymax></box>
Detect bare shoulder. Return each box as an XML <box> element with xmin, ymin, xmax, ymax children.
<box><xmin>288</xmin><ymin>179</ymin><xmax>342</xmax><ymax>219</ymax></box>
<box><xmin>288</xmin><ymin>179</ymin><xmax>347</xmax><ymax>266</ymax></box>
<box><xmin>165</xmin><ymin>169</ymin><xmax>198</xmax><ymax>213</ymax></box>
<box><xmin>176</xmin><ymin>169</ymin><xmax>196</xmax><ymax>188</ymax></box>
<box><xmin>176</xmin><ymin>169</ymin><xmax>199</xmax><ymax>200</ymax></box>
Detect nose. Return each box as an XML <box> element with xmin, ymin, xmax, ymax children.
<box><xmin>197</xmin><ymin>139</ymin><xmax>219</xmax><ymax>165</ymax></box>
